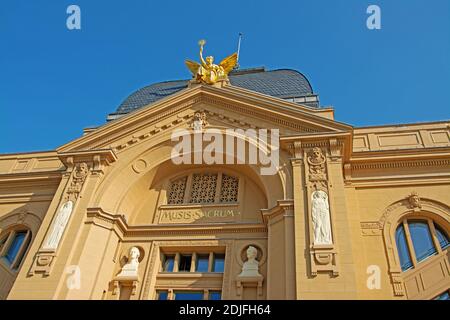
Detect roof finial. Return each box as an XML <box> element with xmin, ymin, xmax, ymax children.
<box><xmin>235</xmin><ymin>33</ymin><xmax>243</xmax><ymax>70</ymax></box>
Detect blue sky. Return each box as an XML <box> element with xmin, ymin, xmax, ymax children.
<box><xmin>1</xmin><ymin>0</ymin><xmax>449</xmax><ymax>153</ymax></box>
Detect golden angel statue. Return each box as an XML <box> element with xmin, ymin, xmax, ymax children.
<box><xmin>185</xmin><ymin>40</ymin><xmax>238</xmax><ymax>85</ymax></box>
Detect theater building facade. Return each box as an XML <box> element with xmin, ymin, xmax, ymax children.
<box><xmin>0</xmin><ymin>67</ymin><xmax>449</xmax><ymax>300</ymax></box>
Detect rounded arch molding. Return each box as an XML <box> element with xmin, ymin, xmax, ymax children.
<box><xmin>0</xmin><ymin>208</ymin><xmax>42</xmax><ymax>237</ymax></box>
<box><xmin>380</xmin><ymin>196</ymin><xmax>450</xmax><ymax>298</ymax></box>
<box><xmin>91</xmin><ymin>135</ymin><xmax>292</xmax><ymax>216</ymax></box>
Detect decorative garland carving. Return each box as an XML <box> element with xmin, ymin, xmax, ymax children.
<box><xmin>307</xmin><ymin>147</ymin><xmax>327</xmax><ymax>187</ymax></box>
<box><xmin>65</xmin><ymin>162</ymin><xmax>89</xmax><ymax>202</ymax></box>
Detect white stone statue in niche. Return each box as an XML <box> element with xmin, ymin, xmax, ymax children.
<box><xmin>117</xmin><ymin>247</ymin><xmax>140</xmax><ymax>278</ymax></box>
<box><xmin>239</xmin><ymin>246</ymin><xmax>262</xmax><ymax>277</ymax></box>
<box><xmin>43</xmin><ymin>200</ymin><xmax>74</xmax><ymax>250</ymax></box>
<box><xmin>311</xmin><ymin>190</ymin><xmax>333</xmax><ymax>245</ymax></box>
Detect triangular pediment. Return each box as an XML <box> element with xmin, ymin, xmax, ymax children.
<box><xmin>57</xmin><ymin>83</ymin><xmax>352</xmax><ymax>153</ymax></box>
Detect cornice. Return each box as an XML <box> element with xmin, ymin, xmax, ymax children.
<box><xmin>57</xmin><ymin>87</ymin><xmax>200</xmax><ymax>152</ymax></box>
<box><xmin>202</xmin><ymin>85</ymin><xmax>351</xmax><ymax>131</ymax></box>
<box><xmin>344</xmin><ymin>176</ymin><xmax>450</xmax><ymax>188</ymax></box>
<box><xmin>86</xmin><ymin>207</ymin><xmax>268</xmax><ymax>239</ymax></box>
<box><xmin>350</xmin><ymin>147</ymin><xmax>450</xmax><ymax>161</ymax></box>
<box><xmin>57</xmin><ymin>149</ymin><xmax>117</xmax><ymax>176</ymax></box>
<box><xmin>261</xmin><ymin>199</ymin><xmax>294</xmax><ymax>224</ymax></box>
<box><xmin>282</xmin><ymin>133</ymin><xmax>353</xmax><ymax>162</ymax></box>
<box><xmin>0</xmin><ymin>150</ymin><xmax>58</xmax><ymax>159</ymax></box>
<box><xmin>344</xmin><ymin>152</ymin><xmax>450</xmax><ymax>186</ymax></box>
<box><xmin>218</xmin><ymin>84</ymin><xmax>347</xmax><ymax>129</ymax></box>
<box><xmin>349</xmin><ymin>157</ymin><xmax>450</xmax><ymax>171</ymax></box>
<box><xmin>58</xmin><ymin>149</ymin><xmax>117</xmax><ymax>165</ymax></box>
<box><xmin>57</xmin><ymin>84</ymin><xmax>353</xmax><ymax>153</ymax></box>
<box><xmin>200</xmin><ymin>95</ymin><xmax>326</xmax><ymax>133</ymax></box>
<box><xmin>0</xmin><ymin>170</ymin><xmax>63</xmax><ymax>185</ymax></box>
<box><xmin>354</xmin><ymin>120</ymin><xmax>450</xmax><ymax>132</ymax></box>
<box><xmin>280</xmin><ymin>131</ymin><xmax>351</xmax><ymax>141</ymax></box>
<box><xmin>0</xmin><ymin>193</ymin><xmax>56</xmax><ymax>204</ymax></box>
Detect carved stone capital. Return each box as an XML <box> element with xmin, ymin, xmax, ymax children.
<box><xmin>58</xmin><ymin>149</ymin><xmax>117</xmax><ymax>176</ymax></box>
<box><xmin>293</xmin><ymin>141</ymin><xmax>303</xmax><ymax>159</ymax></box>
<box><xmin>329</xmin><ymin>138</ymin><xmax>342</xmax><ymax>161</ymax></box>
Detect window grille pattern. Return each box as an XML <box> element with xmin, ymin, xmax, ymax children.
<box><xmin>167</xmin><ymin>176</ymin><xmax>187</xmax><ymax>204</ymax></box>
<box><xmin>220</xmin><ymin>174</ymin><xmax>239</xmax><ymax>203</ymax></box>
<box><xmin>190</xmin><ymin>174</ymin><xmax>218</xmax><ymax>204</ymax></box>
<box><xmin>167</xmin><ymin>173</ymin><xmax>239</xmax><ymax>205</ymax></box>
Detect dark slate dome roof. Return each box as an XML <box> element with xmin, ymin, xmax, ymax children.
<box><xmin>110</xmin><ymin>68</ymin><xmax>317</xmax><ymax>119</ymax></box>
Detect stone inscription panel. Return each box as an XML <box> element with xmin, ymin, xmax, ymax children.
<box><xmin>158</xmin><ymin>205</ymin><xmax>241</xmax><ymax>224</ymax></box>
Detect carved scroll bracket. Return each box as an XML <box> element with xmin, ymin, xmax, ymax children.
<box><xmin>58</xmin><ymin>149</ymin><xmax>117</xmax><ymax>176</ymax></box>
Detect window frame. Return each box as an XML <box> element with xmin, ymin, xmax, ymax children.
<box><xmin>155</xmin><ymin>245</ymin><xmax>228</xmax><ymax>300</ymax></box>
<box><xmin>0</xmin><ymin>228</ymin><xmax>32</xmax><ymax>272</ymax></box>
<box><xmin>208</xmin><ymin>290</ymin><xmax>222</xmax><ymax>300</ymax></box>
<box><xmin>172</xmin><ymin>290</ymin><xmax>205</xmax><ymax>300</ymax></box>
<box><xmin>433</xmin><ymin>289</ymin><xmax>450</xmax><ymax>300</ymax></box>
<box><xmin>212</xmin><ymin>253</ymin><xmax>225</xmax><ymax>273</ymax></box>
<box><xmin>160</xmin><ymin>251</ymin><xmax>226</xmax><ymax>274</ymax></box>
<box><xmin>154</xmin><ymin>289</ymin><xmax>222</xmax><ymax>300</ymax></box>
<box><xmin>395</xmin><ymin>218</ymin><xmax>449</xmax><ymax>271</ymax></box>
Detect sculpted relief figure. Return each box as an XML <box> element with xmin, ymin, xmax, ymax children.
<box><xmin>239</xmin><ymin>246</ymin><xmax>262</xmax><ymax>277</ymax></box>
<box><xmin>66</xmin><ymin>162</ymin><xmax>89</xmax><ymax>200</ymax></box>
<box><xmin>117</xmin><ymin>247</ymin><xmax>141</xmax><ymax>278</ymax></box>
<box><xmin>192</xmin><ymin>112</ymin><xmax>208</xmax><ymax>131</ymax></box>
<box><xmin>74</xmin><ymin>162</ymin><xmax>89</xmax><ymax>179</ymax></box>
<box><xmin>311</xmin><ymin>190</ymin><xmax>333</xmax><ymax>245</ymax></box>
<box><xmin>408</xmin><ymin>191</ymin><xmax>422</xmax><ymax>209</ymax></box>
<box><xmin>307</xmin><ymin>147</ymin><xmax>326</xmax><ymax>175</ymax></box>
<box><xmin>185</xmin><ymin>40</ymin><xmax>237</xmax><ymax>85</ymax></box>
<box><xmin>43</xmin><ymin>200</ymin><xmax>74</xmax><ymax>250</ymax></box>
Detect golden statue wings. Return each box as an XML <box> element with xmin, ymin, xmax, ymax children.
<box><xmin>185</xmin><ymin>40</ymin><xmax>238</xmax><ymax>85</ymax></box>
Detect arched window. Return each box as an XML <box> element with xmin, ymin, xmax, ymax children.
<box><xmin>0</xmin><ymin>228</ymin><xmax>32</xmax><ymax>271</ymax></box>
<box><xmin>435</xmin><ymin>225</ymin><xmax>450</xmax><ymax>250</ymax></box>
<box><xmin>395</xmin><ymin>219</ymin><xmax>449</xmax><ymax>272</ymax></box>
<box><xmin>167</xmin><ymin>172</ymin><xmax>239</xmax><ymax>205</ymax></box>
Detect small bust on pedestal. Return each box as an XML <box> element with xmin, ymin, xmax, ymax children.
<box><xmin>239</xmin><ymin>246</ymin><xmax>262</xmax><ymax>277</ymax></box>
<box><xmin>117</xmin><ymin>247</ymin><xmax>140</xmax><ymax>278</ymax></box>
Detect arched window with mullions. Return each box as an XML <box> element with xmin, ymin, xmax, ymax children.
<box><xmin>395</xmin><ymin>218</ymin><xmax>449</xmax><ymax>272</ymax></box>
<box><xmin>0</xmin><ymin>228</ymin><xmax>32</xmax><ymax>271</ymax></box>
